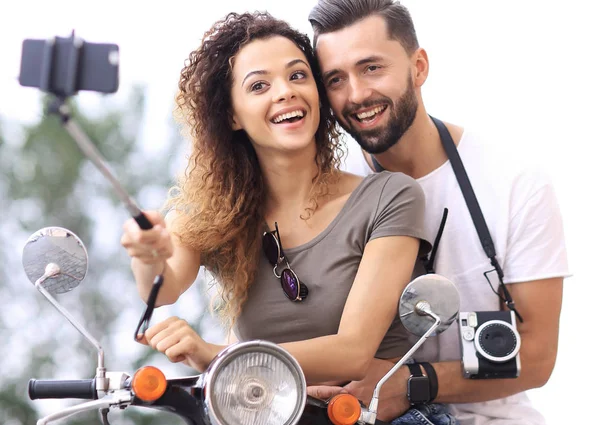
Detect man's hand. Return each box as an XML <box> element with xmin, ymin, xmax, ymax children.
<box><xmin>346</xmin><ymin>358</ymin><xmax>410</xmax><ymax>421</ymax></box>
<box><xmin>308</xmin><ymin>358</ymin><xmax>411</xmax><ymax>421</ymax></box>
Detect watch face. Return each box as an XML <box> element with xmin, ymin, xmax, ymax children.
<box><xmin>408</xmin><ymin>376</ymin><xmax>430</xmax><ymax>404</ymax></box>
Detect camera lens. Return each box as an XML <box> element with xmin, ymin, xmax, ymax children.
<box><xmin>475</xmin><ymin>321</ymin><xmax>519</xmax><ymax>362</ymax></box>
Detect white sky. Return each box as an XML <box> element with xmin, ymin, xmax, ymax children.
<box><xmin>1</xmin><ymin>1</ymin><xmax>599</xmax><ymax>424</ymax></box>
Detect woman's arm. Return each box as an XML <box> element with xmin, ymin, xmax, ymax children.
<box><xmin>122</xmin><ymin>210</ymin><xmax>202</xmax><ymax>306</ymax></box>
<box><xmin>279</xmin><ymin>234</ymin><xmax>419</xmax><ymax>383</ymax></box>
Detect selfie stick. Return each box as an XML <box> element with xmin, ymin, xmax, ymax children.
<box><xmin>38</xmin><ymin>31</ymin><xmax>163</xmax><ymax>340</ymax></box>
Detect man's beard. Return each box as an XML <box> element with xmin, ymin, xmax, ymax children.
<box><xmin>339</xmin><ymin>74</ymin><xmax>418</xmax><ymax>154</ymax></box>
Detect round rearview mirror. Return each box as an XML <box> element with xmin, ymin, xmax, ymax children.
<box><xmin>400</xmin><ymin>274</ymin><xmax>460</xmax><ymax>337</ymax></box>
<box><xmin>22</xmin><ymin>227</ymin><xmax>88</xmax><ymax>295</ymax></box>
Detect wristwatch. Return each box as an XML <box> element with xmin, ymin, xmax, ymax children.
<box><xmin>406</xmin><ymin>363</ymin><xmax>430</xmax><ymax>405</ymax></box>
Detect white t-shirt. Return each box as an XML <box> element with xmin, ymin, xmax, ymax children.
<box><xmin>341</xmin><ymin>128</ymin><xmax>570</xmax><ymax>425</ymax></box>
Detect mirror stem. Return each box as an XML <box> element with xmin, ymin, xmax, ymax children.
<box><xmin>35</xmin><ymin>268</ymin><xmax>107</xmax><ymax>393</ymax></box>
<box><xmin>365</xmin><ymin>302</ymin><xmax>441</xmax><ymax>424</ymax></box>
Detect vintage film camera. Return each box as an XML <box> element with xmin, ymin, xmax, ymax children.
<box><xmin>459</xmin><ymin>310</ymin><xmax>521</xmax><ymax>379</ymax></box>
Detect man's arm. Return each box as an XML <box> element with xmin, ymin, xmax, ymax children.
<box><xmin>309</xmin><ymin>276</ymin><xmax>563</xmax><ymax>420</ymax></box>
<box><xmin>435</xmin><ymin>277</ymin><xmax>562</xmax><ymax>403</ymax></box>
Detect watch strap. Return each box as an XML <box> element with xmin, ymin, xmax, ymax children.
<box><xmin>420</xmin><ymin>362</ymin><xmax>438</xmax><ymax>401</ymax></box>
<box><xmin>407</xmin><ymin>362</ymin><xmax>423</xmax><ymax>377</ymax></box>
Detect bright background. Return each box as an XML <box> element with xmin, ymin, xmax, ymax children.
<box><xmin>1</xmin><ymin>1</ymin><xmax>598</xmax><ymax>424</ymax></box>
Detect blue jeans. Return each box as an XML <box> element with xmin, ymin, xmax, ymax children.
<box><xmin>390</xmin><ymin>403</ymin><xmax>457</xmax><ymax>425</ymax></box>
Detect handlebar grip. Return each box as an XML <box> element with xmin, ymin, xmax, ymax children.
<box><xmin>134</xmin><ymin>212</ymin><xmax>153</xmax><ymax>230</ymax></box>
<box><xmin>28</xmin><ymin>379</ymin><xmax>97</xmax><ymax>400</ymax></box>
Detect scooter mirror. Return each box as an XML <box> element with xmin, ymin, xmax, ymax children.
<box><xmin>22</xmin><ymin>227</ymin><xmax>88</xmax><ymax>295</ymax></box>
<box><xmin>399</xmin><ymin>274</ymin><xmax>460</xmax><ymax>337</ymax></box>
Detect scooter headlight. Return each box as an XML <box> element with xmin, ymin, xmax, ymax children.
<box><xmin>204</xmin><ymin>340</ymin><xmax>306</xmax><ymax>425</ymax></box>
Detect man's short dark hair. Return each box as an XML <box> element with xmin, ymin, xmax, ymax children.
<box><xmin>309</xmin><ymin>0</ymin><xmax>419</xmax><ymax>53</ymax></box>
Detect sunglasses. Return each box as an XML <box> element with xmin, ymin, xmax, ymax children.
<box><xmin>262</xmin><ymin>222</ymin><xmax>309</xmax><ymax>302</ymax></box>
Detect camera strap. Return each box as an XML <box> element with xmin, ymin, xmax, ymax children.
<box><xmin>370</xmin><ymin>116</ymin><xmax>523</xmax><ymax>322</ymax></box>
<box><xmin>430</xmin><ymin>116</ymin><xmax>522</xmax><ymax>322</ymax></box>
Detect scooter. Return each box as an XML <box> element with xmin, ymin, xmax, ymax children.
<box><xmin>22</xmin><ymin>226</ymin><xmax>460</xmax><ymax>425</ymax></box>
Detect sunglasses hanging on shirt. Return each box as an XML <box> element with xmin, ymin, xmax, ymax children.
<box><xmin>262</xmin><ymin>222</ymin><xmax>309</xmax><ymax>302</ymax></box>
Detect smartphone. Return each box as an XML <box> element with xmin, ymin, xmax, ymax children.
<box><xmin>19</xmin><ymin>35</ymin><xmax>120</xmax><ymax>96</ymax></box>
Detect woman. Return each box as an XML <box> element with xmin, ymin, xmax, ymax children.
<box><xmin>121</xmin><ymin>11</ymin><xmax>429</xmax><ymax>385</ymax></box>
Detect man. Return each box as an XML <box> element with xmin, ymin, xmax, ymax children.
<box><xmin>307</xmin><ymin>1</ymin><xmax>569</xmax><ymax>424</ymax></box>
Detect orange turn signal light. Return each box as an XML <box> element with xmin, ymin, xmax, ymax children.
<box><xmin>327</xmin><ymin>393</ymin><xmax>362</xmax><ymax>425</ymax></box>
<box><xmin>132</xmin><ymin>366</ymin><xmax>167</xmax><ymax>402</ymax></box>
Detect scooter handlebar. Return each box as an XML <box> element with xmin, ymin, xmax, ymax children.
<box><xmin>28</xmin><ymin>379</ymin><xmax>97</xmax><ymax>400</ymax></box>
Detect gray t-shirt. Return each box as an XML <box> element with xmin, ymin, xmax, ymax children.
<box><xmin>234</xmin><ymin>171</ymin><xmax>431</xmax><ymax>358</ymax></box>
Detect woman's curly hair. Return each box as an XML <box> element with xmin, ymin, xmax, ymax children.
<box><xmin>168</xmin><ymin>11</ymin><xmax>344</xmax><ymax>327</ymax></box>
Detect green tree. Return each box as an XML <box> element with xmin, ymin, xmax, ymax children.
<box><xmin>0</xmin><ymin>89</ymin><xmax>216</xmax><ymax>425</ymax></box>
